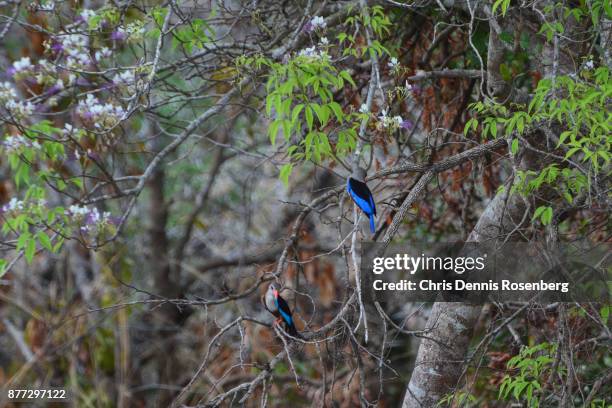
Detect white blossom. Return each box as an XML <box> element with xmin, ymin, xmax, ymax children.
<box><xmin>37</xmin><ymin>1</ymin><xmax>55</xmax><ymax>11</ymax></box>
<box><xmin>63</xmin><ymin>123</ymin><xmax>84</xmax><ymax>138</ymax></box>
<box><xmin>2</xmin><ymin>135</ymin><xmax>40</xmax><ymax>152</ymax></box>
<box><xmin>1</xmin><ymin>197</ymin><xmax>46</xmax><ymax>214</ymax></box>
<box><xmin>0</xmin><ymin>82</ymin><xmax>17</xmax><ymax>102</ymax></box>
<box><xmin>378</xmin><ymin>108</ymin><xmax>388</xmax><ymax>121</ymax></box>
<box><xmin>584</xmin><ymin>59</ymin><xmax>594</xmax><ymax>70</ymax></box>
<box><xmin>297</xmin><ymin>46</ymin><xmax>329</xmax><ymax>61</ymax></box>
<box><xmin>359</xmin><ymin>103</ymin><xmax>369</xmax><ymax>114</ymax></box>
<box><xmin>53</xmin><ymin>33</ymin><xmax>90</xmax><ymax>69</ymax></box>
<box><xmin>76</xmin><ymin>94</ymin><xmax>125</xmax><ymax>128</ymax></box>
<box><xmin>299</xmin><ymin>46</ymin><xmax>317</xmax><ymax>57</ymax></box>
<box><xmin>116</xmin><ymin>22</ymin><xmax>145</xmax><ymax>41</ymax></box>
<box><xmin>66</xmin><ymin>205</ymin><xmax>113</xmax><ymax>234</ymax></box>
<box><xmin>5</xmin><ymin>100</ymin><xmax>35</xmax><ymax>118</ymax></box>
<box><xmin>310</xmin><ymin>16</ymin><xmax>327</xmax><ymax>30</ymax></box>
<box><xmin>1</xmin><ymin>198</ymin><xmax>25</xmax><ymax>213</ymax></box>
<box><xmin>65</xmin><ymin>49</ymin><xmax>90</xmax><ymax>69</ymax></box>
<box><xmin>113</xmin><ymin>70</ymin><xmax>135</xmax><ymax>85</ymax></box>
<box><xmin>11</xmin><ymin>57</ymin><xmax>34</xmax><ymax>79</ymax></box>
<box><xmin>63</xmin><ymin>33</ymin><xmax>88</xmax><ymax>48</ymax></box>
<box><xmin>31</xmin><ymin>60</ymin><xmax>61</xmax><ymax>88</ymax></box>
<box><xmin>319</xmin><ymin>36</ymin><xmax>329</xmax><ymax>46</ymax></box>
<box><xmin>377</xmin><ymin>108</ymin><xmax>404</xmax><ymax>130</ymax></box>
<box><xmin>68</xmin><ymin>205</ymin><xmax>89</xmax><ymax>216</ymax></box>
<box><xmin>13</xmin><ymin>57</ymin><xmax>32</xmax><ymax>72</ymax></box>
<box><xmin>94</xmin><ymin>47</ymin><xmax>112</xmax><ymax>60</ymax></box>
<box><xmin>79</xmin><ymin>9</ymin><xmax>96</xmax><ymax>24</ymax></box>
<box><xmin>0</xmin><ymin>81</ymin><xmax>35</xmax><ymax>119</ymax></box>
<box><xmin>387</xmin><ymin>57</ymin><xmax>399</xmax><ymax>69</ymax></box>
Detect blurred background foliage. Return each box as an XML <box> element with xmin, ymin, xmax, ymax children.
<box><xmin>0</xmin><ymin>0</ymin><xmax>610</xmax><ymax>406</ymax></box>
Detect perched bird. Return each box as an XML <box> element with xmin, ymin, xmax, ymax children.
<box><xmin>347</xmin><ymin>164</ymin><xmax>377</xmax><ymax>233</ymax></box>
<box><xmin>264</xmin><ymin>283</ymin><xmax>302</xmax><ymax>339</ymax></box>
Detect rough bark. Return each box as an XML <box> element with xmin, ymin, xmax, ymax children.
<box><xmin>402</xmin><ymin>188</ymin><xmax>527</xmax><ymax>407</ymax></box>
<box><xmin>485</xmin><ymin>10</ymin><xmax>509</xmax><ymax>99</ymax></box>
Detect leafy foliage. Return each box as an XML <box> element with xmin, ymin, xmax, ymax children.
<box><xmin>465</xmin><ymin>65</ymin><xmax>610</xmax><ymax>226</ymax></box>
<box><xmin>499</xmin><ymin>342</ymin><xmax>562</xmax><ymax>407</ymax></box>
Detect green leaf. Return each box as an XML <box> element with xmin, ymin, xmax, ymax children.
<box><xmin>532</xmin><ymin>205</ymin><xmax>546</xmax><ymax>221</ymax></box>
<box><xmin>152</xmin><ymin>6</ymin><xmax>169</xmax><ymax>27</ymax></box>
<box><xmin>15</xmin><ymin>163</ymin><xmax>30</xmax><ymax>188</ymax></box>
<box><xmin>17</xmin><ymin>232</ymin><xmax>30</xmax><ymax>251</ymax></box>
<box><xmin>511</xmin><ymin>138</ymin><xmax>519</xmax><ymax>154</ymax></box>
<box><xmin>305</xmin><ymin>105</ymin><xmax>314</xmax><ymax>130</ymax></box>
<box><xmin>513</xmin><ymin>381</ymin><xmax>528</xmax><ymax>400</ymax></box>
<box><xmin>279</xmin><ymin>163</ymin><xmax>293</xmax><ymax>187</ymax></box>
<box><xmin>304</xmin><ymin>132</ymin><xmax>315</xmax><ymax>160</ymax></box>
<box><xmin>37</xmin><ymin>231</ymin><xmax>53</xmax><ymax>252</ymax></box>
<box><xmin>500</xmin><ymin>376</ymin><xmax>512</xmax><ymax>398</ymax></box>
<box><xmin>516</xmin><ymin>115</ymin><xmax>525</xmax><ymax>134</ymax></box>
<box><xmin>557</xmin><ymin>130</ymin><xmax>572</xmax><ymax>146</ymax></box>
<box><xmin>282</xmin><ymin>120</ymin><xmax>292</xmax><ymax>142</ymax></box>
<box><xmin>541</xmin><ymin>206</ymin><xmax>553</xmax><ymax>225</ymax></box>
<box><xmin>340</xmin><ymin>70</ymin><xmax>356</xmax><ymax>87</ymax></box>
<box><xmin>597</xmin><ymin>150</ymin><xmax>609</xmax><ymax>163</ymax></box>
<box><xmin>329</xmin><ymin>102</ymin><xmax>344</xmax><ymax>123</ymax></box>
<box><xmin>312</xmin><ymin>104</ymin><xmax>330</xmax><ymax>126</ymax></box>
<box><xmin>318</xmin><ymin>132</ymin><xmax>332</xmax><ymax>155</ymax></box>
<box><xmin>526</xmin><ymin>383</ymin><xmax>534</xmax><ymax>405</ymax></box>
<box><xmin>464</xmin><ymin>118</ymin><xmax>478</xmax><ymax>136</ymax></box>
<box><xmin>265</xmin><ymin>95</ymin><xmax>274</xmax><ymax>116</ymax></box>
<box><xmin>565</xmin><ymin>147</ymin><xmax>581</xmax><ymax>160</ymax></box>
<box><xmin>71</xmin><ymin>178</ymin><xmax>84</xmax><ymax>190</ymax></box>
<box><xmin>492</xmin><ymin>0</ymin><xmax>511</xmax><ymax>16</ymax></box>
<box><xmin>291</xmin><ymin>104</ymin><xmax>304</xmax><ymax>125</ymax></box>
<box><xmin>53</xmin><ymin>237</ymin><xmax>64</xmax><ymax>253</ymax></box>
<box><xmin>268</xmin><ymin>120</ymin><xmax>280</xmax><ymax>145</ymax></box>
<box><xmin>25</xmin><ymin>237</ymin><xmax>36</xmax><ymax>263</ymax></box>
<box><xmin>600</xmin><ymin>305</ymin><xmax>610</xmax><ymax>322</ymax></box>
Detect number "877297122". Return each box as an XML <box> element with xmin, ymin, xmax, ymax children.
<box><xmin>7</xmin><ymin>389</ymin><xmax>68</xmax><ymax>401</ymax></box>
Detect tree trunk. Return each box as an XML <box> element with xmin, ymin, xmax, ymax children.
<box><xmin>403</xmin><ymin>5</ymin><xmax>589</xmax><ymax>404</ymax></box>
<box><xmin>148</xmin><ymin>167</ymin><xmax>182</xmax><ymax>407</ymax></box>
<box><xmin>402</xmin><ymin>188</ymin><xmax>527</xmax><ymax>406</ymax></box>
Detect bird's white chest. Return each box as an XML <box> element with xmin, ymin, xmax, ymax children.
<box><xmin>265</xmin><ymin>293</ymin><xmax>277</xmax><ymax>312</ymax></box>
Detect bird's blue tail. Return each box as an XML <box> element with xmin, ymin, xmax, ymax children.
<box><xmin>369</xmin><ymin>214</ymin><xmax>376</xmax><ymax>233</ymax></box>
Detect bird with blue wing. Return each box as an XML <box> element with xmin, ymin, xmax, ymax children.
<box><xmin>264</xmin><ymin>283</ymin><xmax>302</xmax><ymax>339</ymax></box>
<box><xmin>347</xmin><ymin>163</ymin><xmax>377</xmax><ymax>233</ymax></box>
